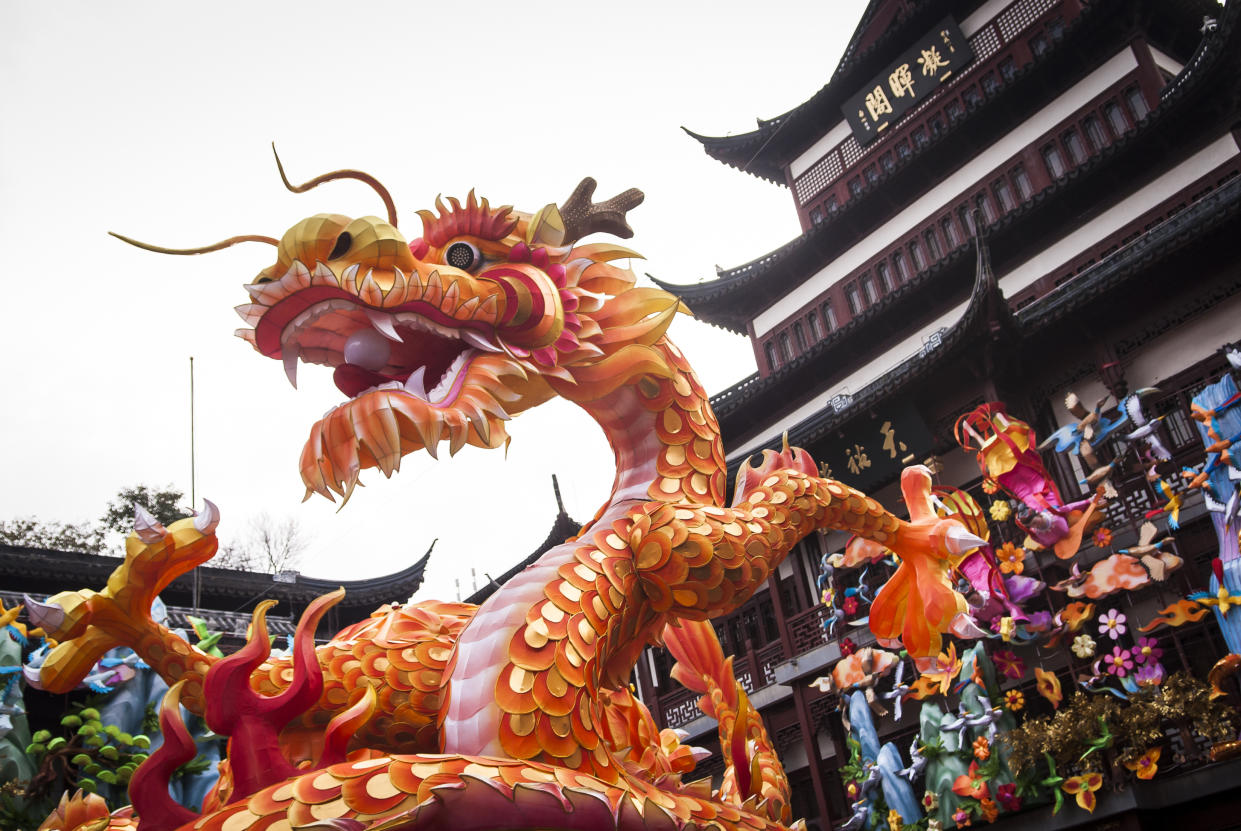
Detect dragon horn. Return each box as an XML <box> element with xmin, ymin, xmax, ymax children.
<box><xmin>558</xmin><ymin>177</ymin><xmax>645</xmax><ymax>244</ymax></box>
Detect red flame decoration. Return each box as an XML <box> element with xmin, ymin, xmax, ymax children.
<box><xmin>125</xmin><ymin>679</ymin><xmax>198</xmax><ymax>831</ymax></box>
<box><xmin>202</xmin><ymin>589</ymin><xmax>344</xmax><ymax>802</ymax></box>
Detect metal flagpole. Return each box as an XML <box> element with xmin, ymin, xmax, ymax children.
<box><xmin>190</xmin><ymin>356</ymin><xmax>200</xmax><ymax>614</ymax></box>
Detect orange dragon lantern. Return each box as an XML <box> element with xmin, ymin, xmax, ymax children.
<box><xmin>28</xmin><ymin>152</ymin><xmax>986</xmax><ymax>831</ymax></box>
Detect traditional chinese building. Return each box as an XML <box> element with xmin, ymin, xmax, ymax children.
<box><xmin>0</xmin><ymin>542</ymin><xmax>433</xmax><ymax>647</ymax></box>
<box><xmin>1</xmin><ymin>481</ymin><xmax>577</xmax><ymax>645</ymax></box>
<box><xmin>639</xmin><ymin>0</ymin><xmax>1241</xmax><ymax>828</ymax></box>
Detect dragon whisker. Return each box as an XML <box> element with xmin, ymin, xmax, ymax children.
<box><xmin>108</xmin><ymin>231</ymin><xmax>278</xmax><ymax>255</ymax></box>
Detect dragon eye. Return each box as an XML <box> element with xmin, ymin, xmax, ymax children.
<box><xmin>328</xmin><ymin>232</ymin><xmax>353</xmax><ymax>260</ymax></box>
<box><xmin>444</xmin><ymin>241</ymin><xmax>481</xmax><ymax>271</ymax></box>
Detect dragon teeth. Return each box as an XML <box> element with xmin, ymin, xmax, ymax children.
<box><xmin>368</xmin><ymin>310</ymin><xmax>404</xmax><ymax>342</ymax></box>
<box><xmin>342</xmin><ymin>263</ymin><xmax>360</xmax><ymax>292</ymax></box>
<box><xmin>428</xmin><ymin>351</ymin><xmax>470</xmax><ymax>402</ymax></box>
<box><xmin>358</xmin><ymin>269</ymin><xmax>385</xmax><ymax>305</ymax></box>
<box><xmin>282</xmin><ymin>259</ymin><xmax>311</xmax><ymax>290</ymax></box>
<box><xmin>404</xmin><ymin>366</ymin><xmax>429</xmax><ymax>401</ymax></box>
<box><xmin>442</xmin><ymin>279</ymin><xmax>460</xmax><ymax>310</ymax></box>
<box><xmin>389</xmin><ymin>267</ymin><xmax>409</xmax><ymax>298</ymax></box>
<box><xmin>424</xmin><ymin>270</ymin><xmax>443</xmax><ymax>306</ymax></box>
<box><xmin>312</xmin><ymin>262</ymin><xmax>338</xmax><ymax>287</ymax></box>
<box><xmin>283</xmin><ymin>349</ymin><xmax>300</xmax><ymax>389</ymax></box>
<box><xmin>461</xmin><ymin>329</ymin><xmax>502</xmax><ymax>353</ymax></box>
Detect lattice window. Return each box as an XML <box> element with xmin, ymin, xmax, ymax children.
<box><xmin>971</xmin><ymin>24</ymin><xmax>1002</xmax><ymax>63</ymax></box>
<box><xmin>840</xmin><ymin>136</ymin><xmax>863</xmax><ymax>169</ymax></box>
<box><xmin>795</xmin><ymin>151</ymin><xmax>843</xmax><ymax>205</ymax></box>
<box><xmin>807</xmin><ymin>693</ymin><xmax>838</xmax><ymax>732</ymax></box>
<box><xmin>775</xmin><ymin>723</ymin><xmax>803</xmax><ymax>752</ymax></box>
<box><xmin>734</xmin><ymin>657</ymin><xmax>756</xmax><ymax>693</ymax></box>
<box><xmin>997</xmin><ymin>0</ymin><xmax>1058</xmax><ymax>42</ymax></box>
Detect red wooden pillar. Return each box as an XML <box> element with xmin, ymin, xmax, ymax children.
<box><xmin>792</xmin><ymin>683</ymin><xmax>833</xmax><ymax>829</ymax></box>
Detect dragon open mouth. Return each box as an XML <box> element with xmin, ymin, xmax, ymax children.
<box><xmin>325</xmin><ymin>319</ymin><xmax>475</xmax><ymax>405</ymax></box>
<box><xmin>271</xmin><ymin>296</ymin><xmax>508</xmax><ymax>409</ymax></box>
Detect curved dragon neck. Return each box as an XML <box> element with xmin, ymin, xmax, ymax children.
<box><xmin>578</xmin><ymin>337</ymin><xmax>727</xmax><ymax>513</ymax></box>
<box><xmin>441</xmin><ymin>338</ymin><xmax>727</xmax><ymax>762</ymax></box>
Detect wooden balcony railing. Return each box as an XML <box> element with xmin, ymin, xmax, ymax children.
<box><xmin>658</xmin><ymin>685</ymin><xmax>701</xmax><ymax>730</ymax></box>
<box><xmin>656</xmin><ymin>646</ymin><xmax>790</xmax><ymax>729</ymax></box>
<box><xmin>755</xmin><ymin>640</ymin><xmax>788</xmax><ymax>687</ymax></box>
<box><xmin>789</xmin><ymin>605</ymin><xmax>833</xmax><ymax>654</ymax></box>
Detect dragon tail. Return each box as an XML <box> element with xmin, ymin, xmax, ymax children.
<box><xmin>26</xmin><ymin>504</ymin><xmax>221</xmax><ymax>696</ymax></box>
<box><xmin>664</xmin><ymin>618</ymin><xmax>792</xmax><ymax>825</ymax></box>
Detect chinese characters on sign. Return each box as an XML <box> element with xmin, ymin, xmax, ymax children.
<box><xmin>842</xmin><ymin>17</ymin><xmax>975</xmax><ymax>146</ymax></box>
<box><xmin>880</xmin><ymin>420</ymin><xmax>908</xmax><ymax>459</ymax></box>
<box><xmin>815</xmin><ymin>409</ymin><xmax>933</xmax><ymax>493</ymax></box>
<box><xmin>846</xmin><ymin>444</ymin><xmax>871</xmax><ymax>475</ymax></box>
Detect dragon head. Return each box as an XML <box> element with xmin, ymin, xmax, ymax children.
<box><xmin>116</xmin><ymin>160</ymin><xmax>685</xmax><ymax>502</ymax></box>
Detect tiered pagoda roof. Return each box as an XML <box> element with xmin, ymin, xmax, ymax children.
<box><xmin>665</xmin><ymin>0</ymin><xmax>1223</xmax><ymax>331</ymax></box>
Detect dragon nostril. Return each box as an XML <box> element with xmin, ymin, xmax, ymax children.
<box><xmin>329</xmin><ymin>232</ymin><xmax>353</xmax><ymax>260</ymax></box>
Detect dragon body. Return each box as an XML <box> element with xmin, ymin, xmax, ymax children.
<box><xmin>31</xmin><ymin>169</ymin><xmax>983</xmax><ymax>830</ymax></box>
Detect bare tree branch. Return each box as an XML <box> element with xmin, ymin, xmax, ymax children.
<box><xmin>215</xmin><ymin>513</ymin><xmax>305</xmax><ymax>573</ymax></box>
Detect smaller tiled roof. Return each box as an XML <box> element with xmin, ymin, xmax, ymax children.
<box><xmin>722</xmin><ymin>224</ymin><xmax>1011</xmax><ymax>482</ymax></box>
<box><xmin>0</xmin><ymin>542</ymin><xmax>431</xmax><ymax>621</ymax></box>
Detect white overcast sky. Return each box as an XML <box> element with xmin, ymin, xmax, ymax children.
<box><xmin>0</xmin><ymin>1</ymin><xmax>867</xmax><ymax>602</ymax></box>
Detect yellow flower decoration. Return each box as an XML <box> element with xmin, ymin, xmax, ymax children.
<box><xmin>920</xmin><ymin>643</ymin><xmax>963</xmax><ymax>696</ymax></box>
<box><xmin>1062</xmin><ymin>772</ymin><xmax>1104</xmax><ymax>812</ymax></box>
<box><xmin>887</xmin><ymin>808</ymin><xmax>903</xmax><ymax>831</ymax></box>
<box><xmin>996</xmin><ymin>542</ymin><xmax>1026</xmax><ymax>575</ymax></box>
<box><xmin>1035</xmin><ymin>666</ymin><xmax>1063</xmax><ymax>709</ymax></box>
<box><xmin>1124</xmin><ymin>747</ymin><xmax>1161</xmax><ymax>780</ymax></box>
<box><xmin>999</xmin><ymin>616</ymin><xmax>1016</xmax><ymax>642</ymax></box>
<box><xmin>989</xmin><ymin>501</ymin><xmax>1012</xmax><ymax>522</ymax></box>
<box><xmin>1004</xmin><ymin>689</ymin><xmax>1025</xmax><ymax>711</ymax></box>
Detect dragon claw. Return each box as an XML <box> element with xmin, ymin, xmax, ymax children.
<box><xmin>22</xmin><ymin>593</ymin><xmax>66</xmax><ymax>634</ymax></box>
<box><xmin>194</xmin><ymin>498</ymin><xmax>221</xmax><ymax>534</ymax></box>
<box><xmin>133</xmin><ymin>504</ymin><xmax>169</xmax><ymax>543</ymax></box>
<box><xmin>944</xmin><ymin>525</ymin><xmax>987</xmax><ymax>555</ymax></box>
